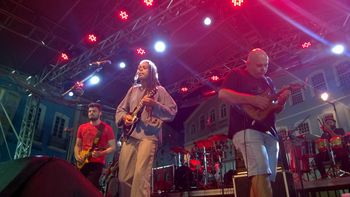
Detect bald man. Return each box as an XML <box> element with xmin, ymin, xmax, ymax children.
<box><xmin>219</xmin><ymin>48</ymin><xmax>290</xmax><ymax>197</ymax></box>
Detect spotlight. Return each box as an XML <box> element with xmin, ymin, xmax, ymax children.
<box><xmin>320</xmin><ymin>92</ymin><xmax>329</xmax><ymax>101</ymax></box>
<box><xmin>203</xmin><ymin>17</ymin><xmax>212</xmax><ymax>26</ymax></box>
<box><xmin>154</xmin><ymin>41</ymin><xmax>166</xmax><ymax>53</ymax></box>
<box><xmin>331</xmin><ymin>44</ymin><xmax>345</xmax><ymax>55</ymax></box>
<box><xmin>68</xmin><ymin>92</ymin><xmax>74</xmax><ymax>97</ymax></box>
<box><xmin>119</xmin><ymin>62</ymin><xmax>126</xmax><ymax>69</ymax></box>
<box><xmin>89</xmin><ymin>76</ymin><xmax>100</xmax><ymax>85</ymax></box>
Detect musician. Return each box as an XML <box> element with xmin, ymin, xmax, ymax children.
<box><xmin>115</xmin><ymin>59</ymin><xmax>177</xmax><ymax>197</ymax></box>
<box><xmin>219</xmin><ymin>48</ymin><xmax>291</xmax><ymax>197</ymax></box>
<box><xmin>74</xmin><ymin>102</ymin><xmax>116</xmax><ymax>189</ymax></box>
<box><xmin>315</xmin><ymin>116</ymin><xmax>350</xmax><ymax>178</ymax></box>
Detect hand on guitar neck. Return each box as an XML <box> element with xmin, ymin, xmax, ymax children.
<box><xmin>241</xmin><ymin>83</ymin><xmax>303</xmax><ymax>122</ymax></box>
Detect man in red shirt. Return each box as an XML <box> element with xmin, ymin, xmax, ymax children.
<box><xmin>74</xmin><ymin>103</ymin><xmax>116</xmax><ymax>189</ymax></box>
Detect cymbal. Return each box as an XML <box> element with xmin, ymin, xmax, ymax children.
<box><xmin>195</xmin><ymin>139</ymin><xmax>213</xmax><ymax>148</ymax></box>
<box><xmin>208</xmin><ymin>134</ymin><xmax>228</xmax><ymax>142</ymax></box>
<box><xmin>170</xmin><ymin>146</ymin><xmax>188</xmax><ymax>154</ymax></box>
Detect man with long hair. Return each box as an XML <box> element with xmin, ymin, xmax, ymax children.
<box><xmin>115</xmin><ymin>59</ymin><xmax>177</xmax><ymax>196</ymax></box>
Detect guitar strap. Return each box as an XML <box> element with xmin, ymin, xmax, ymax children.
<box><xmin>91</xmin><ymin>123</ymin><xmax>105</xmax><ymax>150</ymax></box>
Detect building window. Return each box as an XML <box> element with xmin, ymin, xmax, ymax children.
<box><xmin>297</xmin><ymin>122</ymin><xmax>310</xmax><ymax>134</ymax></box>
<box><xmin>34</xmin><ymin>104</ymin><xmax>47</xmax><ymax>141</ymax></box>
<box><xmin>53</xmin><ymin>116</ymin><xmax>66</xmax><ymax>138</ymax></box>
<box><xmin>200</xmin><ymin>115</ymin><xmax>205</xmax><ymax>130</ymax></box>
<box><xmin>290</xmin><ymin>88</ymin><xmax>304</xmax><ymax>105</ymax></box>
<box><xmin>191</xmin><ymin>124</ymin><xmax>196</xmax><ymax>135</ymax></box>
<box><xmin>209</xmin><ymin>109</ymin><xmax>216</xmax><ymax>123</ymax></box>
<box><xmin>220</xmin><ymin>104</ymin><xmax>227</xmax><ymax>118</ymax></box>
<box><xmin>311</xmin><ymin>73</ymin><xmax>327</xmax><ymax>95</ymax></box>
<box><xmin>50</xmin><ymin>113</ymin><xmax>69</xmax><ymax>149</ymax></box>
<box><xmin>335</xmin><ymin>62</ymin><xmax>350</xmax><ymax>87</ymax></box>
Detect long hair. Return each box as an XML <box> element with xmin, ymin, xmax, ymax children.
<box><xmin>133</xmin><ymin>59</ymin><xmax>160</xmax><ymax>88</ymax></box>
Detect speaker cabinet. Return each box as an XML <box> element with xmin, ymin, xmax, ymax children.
<box><xmin>233</xmin><ymin>169</ymin><xmax>296</xmax><ymax>197</ymax></box>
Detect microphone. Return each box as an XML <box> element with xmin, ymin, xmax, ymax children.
<box><xmin>89</xmin><ymin>60</ymin><xmax>111</xmax><ymax>66</ymax></box>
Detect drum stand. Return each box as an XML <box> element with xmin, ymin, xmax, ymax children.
<box><xmin>203</xmin><ymin>147</ymin><xmax>208</xmax><ymax>187</ymax></box>
<box><xmin>327</xmin><ymin>146</ymin><xmax>350</xmax><ymax>177</ymax></box>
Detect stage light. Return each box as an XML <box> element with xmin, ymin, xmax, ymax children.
<box><xmin>232</xmin><ymin>0</ymin><xmax>244</xmax><ymax>7</ymax></box>
<box><xmin>320</xmin><ymin>92</ymin><xmax>329</xmax><ymax>101</ymax></box>
<box><xmin>89</xmin><ymin>76</ymin><xmax>100</xmax><ymax>85</ymax></box>
<box><xmin>203</xmin><ymin>17</ymin><xmax>212</xmax><ymax>26</ymax></box>
<box><xmin>154</xmin><ymin>41</ymin><xmax>166</xmax><ymax>53</ymax></box>
<box><xmin>60</xmin><ymin>53</ymin><xmax>69</xmax><ymax>61</ymax></box>
<box><xmin>87</xmin><ymin>34</ymin><xmax>97</xmax><ymax>43</ymax></box>
<box><xmin>180</xmin><ymin>87</ymin><xmax>188</xmax><ymax>93</ymax></box>
<box><xmin>143</xmin><ymin>0</ymin><xmax>154</xmax><ymax>7</ymax></box>
<box><xmin>210</xmin><ymin>75</ymin><xmax>219</xmax><ymax>81</ymax></box>
<box><xmin>301</xmin><ymin>42</ymin><xmax>312</xmax><ymax>49</ymax></box>
<box><xmin>136</xmin><ymin>48</ymin><xmax>146</xmax><ymax>55</ymax></box>
<box><xmin>68</xmin><ymin>92</ymin><xmax>74</xmax><ymax>97</ymax></box>
<box><xmin>119</xmin><ymin>11</ymin><xmax>129</xmax><ymax>20</ymax></box>
<box><xmin>119</xmin><ymin>62</ymin><xmax>126</xmax><ymax>69</ymax></box>
<box><xmin>331</xmin><ymin>44</ymin><xmax>345</xmax><ymax>55</ymax></box>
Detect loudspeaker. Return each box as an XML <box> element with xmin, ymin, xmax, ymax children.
<box><xmin>233</xmin><ymin>169</ymin><xmax>296</xmax><ymax>197</ymax></box>
<box><xmin>0</xmin><ymin>156</ymin><xmax>102</xmax><ymax>197</ymax></box>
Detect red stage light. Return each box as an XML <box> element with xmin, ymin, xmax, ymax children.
<box><xmin>302</xmin><ymin>41</ymin><xmax>312</xmax><ymax>49</ymax></box>
<box><xmin>60</xmin><ymin>53</ymin><xmax>69</xmax><ymax>61</ymax></box>
<box><xmin>87</xmin><ymin>34</ymin><xmax>97</xmax><ymax>43</ymax></box>
<box><xmin>136</xmin><ymin>48</ymin><xmax>146</xmax><ymax>55</ymax></box>
<box><xmin>143</xmin><ymin>0</ymin><xmax>154</xmax><ymax>7</ymax></box>
<box><xmin>210</xmin><ymin>75</ymin><xmax>219</xmax><ymax>81</ymax></box>
<box><xmin>119</xmin><ymin>11</ymin><xmax>129</xmax><ymax>20</ymax></box>
<box><xmin>232</xmin><ymin>0</ymin><xmax>244</xmax><ymax>7</ymax></box>
<box><xmin>180</xmin><ymin>87</ymin><xmax>188</xmax><ymax>93</ymax></box>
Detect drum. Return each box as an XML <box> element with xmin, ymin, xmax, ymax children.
<box><xmin>315</xmin><ymin>138</ymin><xmax>328</xmax><ymax>152</ymax></box>
<box><xmin>330</xmin><ymin>136</ymin><xmax>343</xmax><ymax>149</ymax></box>
<box><xmin>174</xmin><ymin>166</ymin><xmax>193</xmax><ymax>190</ymax></box>
<box><xmin>189</xmin><ymin>159</ymin><xmax>202</xmax><ymax>172</ymax></box>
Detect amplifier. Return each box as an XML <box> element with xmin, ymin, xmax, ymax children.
<box><xmin>232</xmin><ymin>169</ymin><xmax>296</xmax><ymax>197</ymax></box>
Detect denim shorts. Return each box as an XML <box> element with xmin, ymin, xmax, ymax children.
<box><xmin>233</xmin><ymin>129</ymin><xmax>279</xmax><ymax>181</ymax></box>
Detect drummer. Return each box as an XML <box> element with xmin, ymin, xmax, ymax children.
<box><xmin>315</xmin><ymin>116</ymin><xmax>350</xmax><ymax>178</ymax></box>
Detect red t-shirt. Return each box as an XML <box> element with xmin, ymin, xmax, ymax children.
<box><xmin>77</xmin><ymin>121</ymin><xmax>115</xmax><ymax>164</ymax></box>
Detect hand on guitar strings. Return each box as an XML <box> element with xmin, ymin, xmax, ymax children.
<box><xmin>92</xmin><ymin>150</ymin><xmax>104</xmax><ymax>158</ymax></box>
<box><xmin>123</xmin><ymin>114</ymin><xmax>134</xmax><ymax>126</ymax></box>
<box><xmin>75</xmin><ymin>154</ymin><xmax>84</xmax><ymax>163</ymax></box>
<box><xmin>250</xmin><ymin>95</ymin><xmax>270</xmax><ymax>110</ymax></box>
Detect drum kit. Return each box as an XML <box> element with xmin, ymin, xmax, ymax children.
<box><xmin>286</xmin><ymin>131</ymin><xmax>350</xmax><ymax>176</ymax></box>
<box><xmin>171</xmin><ymin>134</ymin><xmax>230</xmax><ymax>189</ymax></box>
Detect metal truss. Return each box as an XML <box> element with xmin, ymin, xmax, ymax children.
<box><xmin>38</xmin><ymin>0</ymin><xmax>200</xmax><ymax>89</ymax></box>
<box><xmin>0</xmin><ymin>0</ymin><xmax>81</xmax><ymax>60</ymax></box>
<box><xmin>165</xmin><ymin>13</ymin><xmax>348</xmax><ymax>96</ymax></box>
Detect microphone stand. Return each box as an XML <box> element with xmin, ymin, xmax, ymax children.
<box><xmin>61</xmin><ymin>66</ymin><xmax>103</xmax><ymax>96</ymax></box>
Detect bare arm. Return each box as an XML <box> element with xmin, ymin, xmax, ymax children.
<box><xmin>92</xmin><ymin>139</ymin><xmax>116</xmax><ymax>158</ymax></box>
<box><xmin>218</xmin><ymin>88</ymin><xmax>270</xmax><ymax>110</ymax></box>
<box><xmin>74</xmin><ymin>138</ymin><xmax>83</xmax><ymax>162</ymax></box>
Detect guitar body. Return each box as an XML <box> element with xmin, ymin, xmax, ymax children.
<box><xmin>122</xmin><ymin>87</ymin><xmax>158</xmax><ymax>140</ymax></box>
<box><xmin>76</xmin><ymin>149</ymin><xmax>92</xmax><ymax>169</ymax></box>
<box><xmin>241</xmin><ymin>83</ymin><xmax>303</xmax><ymax>122</ymax></box>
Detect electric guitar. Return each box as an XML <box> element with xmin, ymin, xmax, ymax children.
<box><xmin>76</xmin><ymin>147</ymin><xmax>104</xmax><ymax>169</ymax></box>
<box><xmin>122</xmin><ymin>87</ymin><xmax>158</xmax><ymax>139</ymax></box>
<box><xmin>241</xmin><ymin>83</ymin><xmax>303</xmax><ymax>122</ymax></box>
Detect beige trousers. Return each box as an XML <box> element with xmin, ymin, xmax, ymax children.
<box><xmin>118</xmin><ymin>138</ymin><xmax>157</xmax><ymax>197</ymax></box>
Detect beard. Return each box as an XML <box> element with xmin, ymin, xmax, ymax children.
<box><xmin>89</xmin><ymin>116</ymin><xmax>99</xmax><ymax>121</ymax></box>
